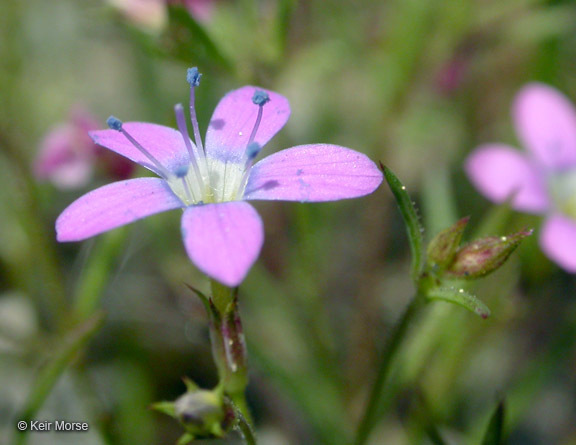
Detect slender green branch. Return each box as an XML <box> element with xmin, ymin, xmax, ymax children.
<box><xmin>353</xmin><ymin>296</ymin><xmax>425</xmax><ymax>445</ymax></box>
<box><xmin>73</xmin><ymin>229</ymin><xmax>126</xmax><ymax>320</ymax></box>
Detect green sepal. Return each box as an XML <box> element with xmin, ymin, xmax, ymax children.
<box><xmin>150</xmin><ymin>401</ymin><xmax>177</xmax><ymax>418</ymax></box>
<box><xmin>444</xmin><ymin>229</ymin><xmax>533</xmax><ymax>280</ymax></box>
<box><xmin>382</xmin><ymin>163</ymin><xmax>424</xmax><ymax>281</ymax></box>
<box><xmin>176</xmin><ymin>433</ymin><xmax>196</xmax><ymax>445</ymax></box>
<box><xmin>427</xmin><ymin>286</ymin><xmax>491</xmax><ymax>319</ymax></box>
<box><xmin>185</xmin><ymin>283</ymin><xmax>210</xmax><ymax>311</ymax></box>
<box><xmin>182</xmin><ymin>377</ymin><xmax>199</xmax><ymax>393</ymax></box>
<box><xmin>481</xmin><ymin>399</ymin><xmax>506</xmax><ymax>445</ymax></box>
<box><xmin>427</xmin><ymin>216</ymin><xmax>470</xmax><ymax>270</ymax></box>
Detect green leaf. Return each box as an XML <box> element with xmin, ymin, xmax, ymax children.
<box><xmin>427</xmin><ymin>286</ymin><xmax>491</xmax><ymax>319</ymax></box>
<box><xmin>275</xmin><ymin>0</ymin><xmax>296</xmax><ymax>55</ymax></box>
<box><xmin>184</xmin><ymin>283</ymin><xmax>210</xmax><ymax>309</ymax></box>
<box><xmin>481</xmin><ymin>400</ymin><xmax>506</xmax><ymax>445</ymax></box>
<box><xmin>17</xmin><ymin>312</ymin><xmax>105</xmax><ymax>440</ymax></box>
<box><xmin>382</xmin><ymin>164</ymin><xmax>424</xmax><ymax>281</ymax></box>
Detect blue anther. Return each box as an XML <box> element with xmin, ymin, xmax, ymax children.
<box><xmin>246</xmin><ymin>142</ymin><xmax>262</xmax><ymax>160</ymax></box>
<box><xmin>175</xmin><ymin>165</ymin><xmax>189</xmax><ymax>178</ymax></box>
<box><xmin>252</xmin><ymin>90</ymin><xmax>270</xmax><ymax>106</ymax></box>
<box><xmin>107</xmin><ymin>116</ymin><xmax>123</xmax><ymax>131</ymax></box>
<box><xmin>186</xmin><ymin>67</ymin><xmax>202</xmax><ymax>87</ymax></box>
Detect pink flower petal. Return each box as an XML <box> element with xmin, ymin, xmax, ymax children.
<box><xmin>513</xmin><ymin>83</ymin><xmax>576</xmax><ymax>170</ymax></box>
<box><xmin>181</xmin><ymin>202</ymin><xmax>263</xmax><ymax>286</ymax></box>
<box><xmin>205</xmin><ymin>86</ymin><xmax>290</xmax><ymax>162</ymax></box>
<box><xmin>540</xmin><ymin>213</ymin><xmax>576</xmax><ymax>272</ymax></box>
<box><xmin>465</xmin><ymin>144</ymin><xmax>549</xmax><ymax>213</ymax></box>
<box><xmin>56</xmin><ymin>178</ymin><xmax>183</xmax><ymax>241</ymax></box>
<box><xmin>90</xmin><ymin>123</ymin><xmax>191</xmax><ymax>176</ymax></box>
<box><xmin>243</xmin><ymin>144</ymin><xmax>383</xmax><ymax>202</ymax></box>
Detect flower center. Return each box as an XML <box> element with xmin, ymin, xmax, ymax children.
<box><xmin>106</xmin><ymin>70</ymin><xmax>269</xmax><ymax>207</ymax></box>
<box><xmin>549</xmin><ymin>169</ymin><xmax>576</xmax><ymax>219</ymax></box>
<box><xmin>168</xmin><ymin>78</ymin><xmax>267</xmax><ymax>206</ymax></box>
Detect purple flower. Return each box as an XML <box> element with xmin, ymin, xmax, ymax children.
<box><xmin>465</xmin><ymin>83</ymin><xmax>576</xmax><ymax>272</ymax></box>
<box><xmin>56</xmin><ymin>68</ymin><xmax>383</xmax><ymax>286</ymax></box>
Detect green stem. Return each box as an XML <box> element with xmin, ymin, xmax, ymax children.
<box><xmin>235</xmin><ymin>406</ymin><xmax>257</xmax><ymax>445</ymax></box>
<box><xmin>208</xmin><ymin>280</ymin><xmax>252</xmax><ymax>425</ymax></box>
<box><xmin>15</xmin><ymin>312</ymin><xmax>105</xmax><ymax>445</ymax></box>
<box><xmin>210</xmin><ymin>280</ymin><xmax>235</xmax><ymax>314</ymax></box>
<box><xmin>353</xmin><ymin>296</ymin><xmax>425</xmax><ymax>445</ymax></box>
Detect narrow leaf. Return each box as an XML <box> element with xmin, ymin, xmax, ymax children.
<box><xmin>163</xmin><ymin>6</ymin><xmax>233</xmax><ymax>72</ymax></box>
<box><xmin>17</xmin><ymin>312</ymin><xmax>105</xmax><ymax>425</ymax></box>
<box><xmin>382</xmin><ymin>164</ymin><xmax>424</xmax><ymax>280</ymax></box>
<box><xmin>427</xmin><ymin>286</ymin><xmax>491</xmax><ymax>319</ymax></box>
<box><xmin>481</xmin><ymin>400</ymin><xmax>506</xmax><ymax>445</ymax></box>
<box><xmin>184</xmin><ymin>283</ymin><xmax>210</xmax><ymax>310</ymax></box>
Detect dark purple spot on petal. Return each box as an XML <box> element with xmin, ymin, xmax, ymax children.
<box><xmin>210</xmin><ymin>118</ymin><xmax>225</xmax><ymax>130</ymax></box>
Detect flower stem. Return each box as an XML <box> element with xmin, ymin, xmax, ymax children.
<box><xmin>208</xmin><ymin>281</ymin><xmax>252</xmax><ymax>425</ymax></box>
<box><xmin>231</xmin><ymin>398</ymin><xmax>257</xmax><ymax>445</ymax></box>
<box><xmin>353</xmin><ymin>295</ymin><xmax>425</xmax><ymax>445</ymax></box>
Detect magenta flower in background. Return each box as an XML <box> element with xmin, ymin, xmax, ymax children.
<box><xmin>35</xmin><ymin>107</ymin><xmax>135</xmax><ymax>189</ymax></box>
<box><xmin>34</xmin><ymin>107</ymin><xmax>100</xmax><ymax>190</ymax></box>
<box><xmin>168</xmin><ymin>0</ymin><xmax>216</xmax><ymax>22</ymax></box>
<box><xmin>108</xmin><ymin>0</ymin><xmax>167</xmax><ymax>32</ymax></box>
<box><xmin>56</xmin><ymin>68</ymin><xmax>383</xmax><ymax>286</ymax></box>
<box><xmin>466</xmin><ymin>83</ymin><xmax>576</xmax><ymax>272</ymax></box>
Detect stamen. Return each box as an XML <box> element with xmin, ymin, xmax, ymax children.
<box><xmin>245</xmin><ymin>142</ymin><xmax>262</xmax><ymax>162</ymax></box>
<box><xmin>175</xmin><ymin>103</ymin><xmax>205</xmax><ymax>190</ymax></box>
<box><xmin>186</xmin><ymin>68</ymin><xmax>206</xmax><ymax>160</ymax></box>
<box><xmin>247</xmin><ymin>90</ymin><xmax>270</xmax><ymax>146</ymax></box>
<box><xmin>236</xmin><ymin>142</ymin><xmax>261</xmax><ymax>199</ymax></box>
<box><xmin>174</xmin><ymin>164</ymin><xmax>197</xmax><ymax>204</ymax></box>
<box><xmin>181</xmin><ymin>177</ymin><xmax>194</xmax><ymax>204</ymax></box>
<box><xmin>107</xmin><ymin>116</ymin><xmax>171</xmax><ymax>179</ymax></box>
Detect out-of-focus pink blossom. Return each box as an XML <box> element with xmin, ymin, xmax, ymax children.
<box><xmin>109</xmin><ymin>0</ymin><xmax>167</xmax><ymax>32</ymax></box>
<box><xmin>466</xmin><ymin>84</ymin><xmax>576</xmax><ymax>272</ymax></box>
<box><xmin>34</xmin><ymin>107</ymin><xmax>135</xmax><ymax>190</ymax></box>
<box><xmin>34</xmin><ymin>108</ymin><xmax>99</xmax><ymax>190</ymax></box>
<box><xmin>167</xmin><ymin>0</ymin><xmax>217</xmax><ymax>23</ymax></box>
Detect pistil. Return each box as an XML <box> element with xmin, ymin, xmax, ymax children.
<box><xmin>175</xmin><ymin>103</ymin><xmax>206</xmax><ymax>195</ymax></box>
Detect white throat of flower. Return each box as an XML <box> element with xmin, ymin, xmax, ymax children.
<box><xmin>106</xmin><ymin>68</ymin><xmax>267</xmax><ymax>207</ymax></box>
<box><xmin>549</xmin><ymin>169</ymin><xmax>576</xmax><ymax>219</ymax></box>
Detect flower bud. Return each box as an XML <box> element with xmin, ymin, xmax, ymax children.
<box><xmin>174</xmin><ymin>389</ymin><xmax>225</xmax><ymax>438</ymax></box>
<box><xmin>427</xmin><ymin>216</ymin><xmax>470</xmax><ymax>270</ymax></box>
<box><xmin>444</xmin><ymin>229</ymin><xmax>533</xmax><ymax>279</ymax></box>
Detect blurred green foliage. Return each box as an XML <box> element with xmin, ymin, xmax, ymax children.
<box><xmin>1</xmin><ymin>0</ymin><xmax>576</xmax><ymax>444</ymax></box>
